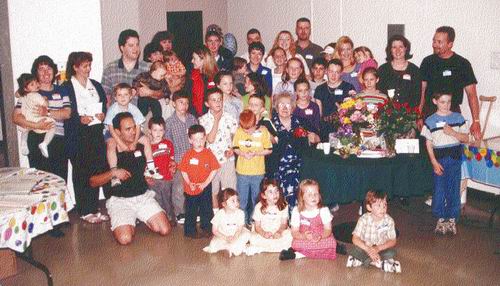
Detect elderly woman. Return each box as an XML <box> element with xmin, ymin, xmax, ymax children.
<box><xmin>377</xmin><ymin>35</ymin><xmax>422</xmax><ymax>107</ymax></box>
<box><xmin>63</xmin><ymin>51</ymin><xmax>108</xmax><ymax>224</ymax></box>
<box><xmin>269</xmin><ymin>92</ymin><xmax>319</xmax><ymax>210</ymax></box>
<box><xmin>334</xmin><ymin>36</ymin><xmax>362</xmax><ymax>93</ymax></box>
<box><xmin>12</xmin><ymin>55</ymin><xmax>71</xmax><ymax>180</ymax></box>
<box><xmin>265</xmin><ymin>31</ymin><xmax>310</xmax><ymax>76</ymax></box>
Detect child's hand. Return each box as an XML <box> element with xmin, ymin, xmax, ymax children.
<box><xmin>226</xmin><ymin>235</ymin><xmax>235</xmax><ymax>242</ymax></box>
<box><xmin>443</xmin><ymin>124</ymin><xmax>455</xmax><ymax>136</ymax></box>
<box><xmin>263</xmin><ymin>231</ymin><xmax>273</xmax><ymax>239</ymax></box>
<box><xmin>432</xmin><ymin>161</ymin><xmax>444</xmax><ymax>176</ymax></box>
<box><xmin>224</xmin><ymin>149</ymin><xmax>234</xmax><ymax>158</ymax></box>
<box><xmin>272</xmin><ymin>232</ymin><xmax>282</xmax><ymax>239</ymax></box>
<box><xmin>367</xmin><ymin>247</ymin><xmax>381</xmax><ymax>262</ymax></box>
<box><xmin>348</xmin><ymin>90</ymin><xmax>357</xmax><ymax>96</ymax></box>
<box><xmin>189</xmin><ymin>182</ymin><xmax>197</xmax><ymax>192</ymax></box>
<box><xmin>305</xmin><ymin>231</ymin><xmax>315</xmax><ymax>241</ymax></box>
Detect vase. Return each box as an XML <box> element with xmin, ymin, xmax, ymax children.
<box><xmin>384</xmin><ymin>135</ymin><xmax>397</xmax><ymax>158</ymax></box>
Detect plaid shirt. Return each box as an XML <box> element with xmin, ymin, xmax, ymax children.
<box><xmin>101</xmin><ymin>58</ymin><xmax>149</xmax><ymax>105</ymax></box>
<box><xmin>165</xmin><ymin>112</ymin><xmax>198</xmax><ymax>163</ymax></box>
<box><xmin>352</xmin><ymin>213</ymin><xmax>396</xmax><ymax>246</ymax></box>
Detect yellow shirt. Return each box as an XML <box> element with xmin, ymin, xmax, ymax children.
<box><xmin>233</xmin><ymin>126</ymin><xmax>272</xmax><ymax>175</ymax></box>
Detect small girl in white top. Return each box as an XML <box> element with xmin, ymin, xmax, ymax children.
<box><xmin>203</xmin><ymin>188</ymin><xmax>250</xmax><ymax>257</ymax></box>
<box><xmin>246</xmin><ymin>179</ymin><xmax>292</xmax><ymax>255</ymax></box>
<box><xmin>16</xmin><ymin>73</ymin><xmax>55</xmax><ymax>158</ymax></box>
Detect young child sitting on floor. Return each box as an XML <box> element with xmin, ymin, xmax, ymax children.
<box><xmin>347</xmin><ymin>190</ymin><xmax>401</xmax><ymax>273</ymax></box>
<box><xmin>246</xmin><ymin>178</ymin><xmax>292</xmax><ymax>255</ymax></box>
<box><xmin>203</xmin><ymin>188</ymin><xmax>251</xmax><ymax>256</ymax></box>
<box><xmin>280</xmin><ymin>179</ymin><xmax>337</xmax><ymax>260</ymax></box>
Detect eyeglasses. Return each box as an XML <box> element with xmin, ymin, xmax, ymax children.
<box><xmin>278</xmin><ymin>102</ymin><xmax>291</xmax><ymax>109</ymax></box>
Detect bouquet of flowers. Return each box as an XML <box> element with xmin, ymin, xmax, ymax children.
<box><xmin>327</xmin><ymin>98</ymin><xmax>376</xmax><ymax>145</ymax></box>
<box><xmin>375</xmin><ymin>100</ymin><xmax>420</xmax><ymax>152</ymax></box>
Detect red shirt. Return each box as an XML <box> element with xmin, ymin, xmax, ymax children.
<box><xmin>191</xmin><ymin>69</ymin><xmax>204</xmax><ymax>116</ymax></box>
<box><xmin>178</xmin><ymin>148</ymin><xmax>220</xmax><ymax>195</ymax></box>
<box><xmin>151</xmin><ymin>139</ymin><xmax>175</xmax><ymax>180</ymax></box>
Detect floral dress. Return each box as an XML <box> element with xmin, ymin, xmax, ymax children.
<box><xmin>271</xmin><ymin>113</ymin><xmax>305</xmax><ymax>209</ymax></box>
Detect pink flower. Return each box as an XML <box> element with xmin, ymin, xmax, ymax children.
<box><xmin>339</xmin><ymin>108</ymin><xmax>348</xmax><ymax>116</ymax></box>
<box><xmin>350</xmin><ymin>110</ymin><xmax>363</xmax><ymax>122</ymax></box>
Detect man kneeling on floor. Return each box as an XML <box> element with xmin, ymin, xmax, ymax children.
<box><xmin>89</xmin><ymin>112</ymin><xmax>171</xmax><ymax>245</ymax></box>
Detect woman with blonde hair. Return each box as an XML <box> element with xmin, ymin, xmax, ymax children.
<box><xmin>334</xmin><ymin>36</ymin><xmax>361</xmax><ymax>92</ymax></box>
<box><xmin>265</xmin><ymin>31</ymin><xmax>310</xmax><ymax>76</ymax></box>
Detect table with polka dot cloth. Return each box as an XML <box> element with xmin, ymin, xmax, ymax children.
<box><xmin>0</xmin><ymin>168</ymin><xmax>73</xmax><ymax>253</ymax></box>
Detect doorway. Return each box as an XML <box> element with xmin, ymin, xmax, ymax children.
<box><xmin>167</xmin><ymin>11</ymin><xmax>203</xmax><ymax>66</ymax></box>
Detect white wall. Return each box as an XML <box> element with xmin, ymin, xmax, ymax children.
<box><xmin>227</xmin><ymin>0</ymin><xmax>500</xmax><ymax>137</ymax></box>
<box><xmin>101</xmin><ymin>0</ymin><xmax>228</xmax><ymax>65</ymax></box>
<box><xmin>8</xmin><ymin>0</ymin><xmax>104</xmax><ymax>166</ymax></box>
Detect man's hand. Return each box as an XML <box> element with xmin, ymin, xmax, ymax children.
<box><xmin>470</xmin><ymin>122</ymin><xmax>481</xmax><ymax>141</ymax></box>
<box><xmin>112</xmin><ymin>168</ymin><xmax>131</xmax><ymax>181</ymax></box>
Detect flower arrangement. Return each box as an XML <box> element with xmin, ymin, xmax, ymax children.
<box><xmin>375</xmin><ymin>100</ymin><xmax>420</xmax><ymax>152</ymax></box>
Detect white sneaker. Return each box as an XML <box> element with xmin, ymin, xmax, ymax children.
<box><xmin>425</xmin><ymin>196</ymin><xmax>433</xmax><ymax>206</ymax></box>
<box><xmin>383</xmin><ymin>259</ymin><xmax>402</xmax><ymax>273</ymax></box>
<box><xmin>144</xmin><ymin>167</ymin><xmax>163</xmax><ymax>180</ymax></box>
<box><xmin>111</xmin><ymin>177</ymin><xmax>121</xmax><ymax>187</ymax></box>
<box><xmin>346</xmin><ymin>255</ymin><xmax>363</xmax><ymax>267</ymax></box>
<box><xmin>38</xmin><ymin>143</ymin><xmax>49</xmax><ymax>158</ymax></box>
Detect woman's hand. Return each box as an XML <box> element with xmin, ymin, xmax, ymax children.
<box><xmin>95</xmin><ymin>113</ymin><xmax>105</xmax><ymax>122</ymax></box>
<box><xmin>80</xmin><ymin>116</ymin><xmax>93</xmax><ymax>125</ymax></box>
<box><xmin>263</xmin><ymin>231</ymin><xmax>273</xmax><ymax>239</ymax></box>
<box><xmin>432</xmin><ymin>161</ymin><xmax>444</xmax><ymax>176</ymax></box>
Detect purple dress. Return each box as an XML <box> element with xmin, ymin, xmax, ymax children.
<box><xmin>293</xmin><ymin>101</ymin><xmax>320</xmax><ymax>134</ymax></box>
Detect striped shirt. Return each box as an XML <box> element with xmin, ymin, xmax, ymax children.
<box><xmin>356</xmin><ymin>91</ymin><xmax>388</xmax><ymax>105</ymax></box>
<box><xmin>421</xmin><ymin>112</ymin><xmax>467</xmax><ymax>149</ymax></box>
<box><xmin>101</xmin><ymin>58</ymin><xmax>149</xmax><ymax>105</ymax></box>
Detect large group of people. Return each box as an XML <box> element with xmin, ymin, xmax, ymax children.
<box><xmin>12</xmin><ymin>16</ymin><xmax>481</xmax><ymax>272</ymax></box>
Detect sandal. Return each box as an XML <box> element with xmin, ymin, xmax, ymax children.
<box><xmin>96</xmin><ymin>212</ymin><xmax>110</xmax><ymax>222</ymax></box>
<box><xmin>80</xmin><ymin>213</ymin><xmax>102</xmax><ymax>224</ymax></box>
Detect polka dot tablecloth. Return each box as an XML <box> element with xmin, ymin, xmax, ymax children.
<box><xmin>462</xmin><ymin>144</ymin><xmax>500</xmax><ymax>188</ymax></box>
<box><xmin>0</xmin><ymin>168</ymin><xmax>72</xmax><ymax>252</ymax></box>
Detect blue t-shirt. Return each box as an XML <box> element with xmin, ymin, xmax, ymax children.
<box><xmin>314</xmin><ymin>81</ymin><xmax>355</xmax><ymax>117</ymax></box>
<box><xmin>104</xmin><ymin>102</ymin><xmax>145</xmax><ymax>126</ymax></box>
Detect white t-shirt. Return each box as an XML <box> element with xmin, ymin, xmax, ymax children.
<box><xmin>211</xmin><ymin>208</ymin><xmax>245</xmax><ymax>236</ymax></box>
<box><xmin>290</xmin><ymin>207</ymin><xmax>332</xmax><ymax>228</ymax></box>
<box><xmin>252</xmin><ymin>202</ymin><xmax>288</xmax><ymax>233</ymax></box>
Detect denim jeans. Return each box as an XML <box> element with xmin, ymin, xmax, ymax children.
<box><xmin>237</xmin><ymin>174</ymin><xmax>264</xmax><ymax>224</ymax></box>
<box><xmin>184</xmin><ymin>184</ymin><xmax>213</xmax><ymax>236</ymax></box>
<box><xmin>432</xmin><ymin>156</ymin><xmax>461</xmax><ymax>220</ymax></box>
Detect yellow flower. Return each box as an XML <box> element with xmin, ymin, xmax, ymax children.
<box><xmin>343</xmin><ymin>117</ymin><xmax>351</xmax><ymax>124</ymax></box>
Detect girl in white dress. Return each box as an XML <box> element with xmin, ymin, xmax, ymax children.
<box><xmin>203</xmin><ymin>188</ymin><xmax>250</xmax><ymax>256</ymax></box>
<box><xmin>246</xmin><ymin>179</ymin><xmax>292</xmax><ymax>255</ymax></box>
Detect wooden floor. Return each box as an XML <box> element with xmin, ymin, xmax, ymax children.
<box><xmin>2</xmin><ymin>193</ymin><xmax>499</xmax><ymax>286</ymax></box>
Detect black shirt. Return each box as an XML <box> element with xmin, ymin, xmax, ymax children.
<box><xmin>314</xmin><ymin>81</ymin><xmax>355</xmax><ymax>117</ymax></box>
<box><xmin>377</xmin><ymin>61</ymin><xmax>422</xmax><ymax>107</ymax></box>
<box><xmin>420</xmin><ymin>53</ymin><xmax>477</xmax><ymax>111</ymax></box>
<box><xmin>111</xmin><ymin>144</ymin><xmax>148</xmax><ymax>198</ymax></box>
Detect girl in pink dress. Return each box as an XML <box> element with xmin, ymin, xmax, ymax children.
<box><xmin>280</xmin><ymin>179</ymin><xmax>337</xmax><ymax>260</ymax></box>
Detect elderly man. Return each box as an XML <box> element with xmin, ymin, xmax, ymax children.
<box><xmin>90</xmin><ymin>112</ymin><xmax>171</xmax><ymax>245</ymax></box>
<box><xmin>101</xmin><ymin>29</ymin><xmax>162</xmax><ymax>106</ymax></box>
<box><xmin>419</xmin><ymin>26</ymin><xmax>481</xmax><ymax>140</ymax></box>
<box><xmin>295</xmin><ymin>17</ymin><xmax>323</xmax><ymax>70</ymax></box>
